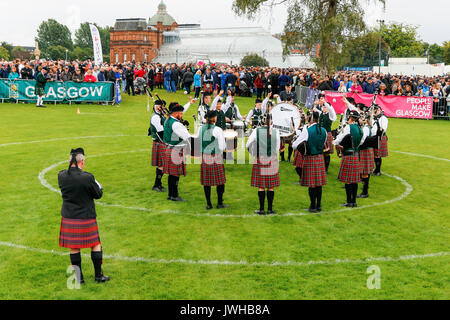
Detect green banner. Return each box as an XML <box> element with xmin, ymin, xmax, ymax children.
<box><xmin>0</xmin><ymin>79</ymin><xmax>114</xmax><ymax>102</ymax></box>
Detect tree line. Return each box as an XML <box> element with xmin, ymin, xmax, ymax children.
<box><xmin>0</xmin><ymin>19</ymin><xmax>111</xmax><ymax>61</ymax></box>
<box><xmin>233</xmin><ymin>0</ymin><xmax>450</xmax><ymax>73</ymax></box>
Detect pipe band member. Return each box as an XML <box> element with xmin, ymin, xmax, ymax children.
<box><xmin>198</xmin><ymin>93</ymin><xmax>212</xmax><ymax>124</ymax></box>
<box><xmin>334</xmin><ymin>110</ymin><xmax>364</xmax><ymax>208</ymax></box>
<box><xmin>163</xmin><ymin>103</ymin><xmax>191</xmax><ymax>202</ymax></box>
<box><xmin>357</xmin><ymin>115</ymin><xmax>376</xmax><ymax>198</ymax></box>
<box><xmin>200</xmin><ymin>110</ymin><xmax>228</xmax><ymax>210</ymax></box>
<box><xmin>246</xmin><ymin>114</ymin><xmax>281</xmax><ymax>215</ymax></box>
<box><xmin>223</xmin><ymin>90</ymin><xmax>245</xmax><ymax>124</ymax></box>
<box><xmin>35</xmin><ymin>66</ymin><xmax>49</xmax><ymax>108</ymax></box>
<box><xmin>58</xmin><ymin>148</ymin><xmax>110</xmax><ymax>284</ymax></box>
<box><xmin>293</xmin><ymin>111</ymin><xmax>328</xmax><ymax>213</ymax></box>
<box><xmin>210</xmin><ymin>91</ymin><xmax>227</xmax><ymax>130</ymax></box>
<box><xmin>313</xmin><ymin>93</ymin><xmax>337</xmax><ymax>172</ymax></box>
<box><xmin>371</xmin><ymin>105</ymin><xmax>389</xmax><ymax>176</ymax></box>
<box><xmin>246</xmin><ymin>93</ymin><xmax>270</xmax><ymax>129</ymax></box>
<box><xmin>149</xmin><ymin>99</ymin><xmax>167</xmax><ymax>192</ymax></box>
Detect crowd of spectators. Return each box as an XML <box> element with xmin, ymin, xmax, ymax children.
<box><xmin>1</xmin><ymin>58</ymin><xmax>449</xmax><ymax>114</ymax></box>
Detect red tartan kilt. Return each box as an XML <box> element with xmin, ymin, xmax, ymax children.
<box><xmin>59</xmin><ymin>218</ymin><xmax>101</xmax><ymax>249</ymax></box>
<box><xmin>203</xmin><ymin>83</ymin><xmax>213</xmax><ymax>93</ymax></box>
<box><xmin>280</xmin><ymin>140</ymin><xmax>285</xmax><ymax>152</ymax></box>
<box><xmin>338</xmin><ymin>154</ymin><xmax>361</xmax><ymax>184</ymax></box>
<box><xmin>301</xmin><ymin>154</ymin><xmax>327</xmax><ymax>187</ymax></box>
<box><xmin>201</xmin><ymin>154</ymin><xmax>226</xmax><ymax>186</ymax></box>
<box><xmin>251</xmin><ymin>156</ymin><xmax>280</xmax><ymax>189</ymax></box>
<box><xmin>374</xmin><ymin>136</ymin><xmax>388</xmax><ymax>158</ymax></box>
<box><xmin>151</xmin><ymin>141</ymin><xmax>166</xmax><ymax>167</ymax></box>
<box><xmin>324</xmin><ymin>132</ymin><xmax>334</xmax><ymax>154</ymax></box>
<box><xmin>359</xmin><ymin>148</ymin><xmax>375</xmax><ymax>176</ymax></box>
<box><xmin>163</xmin><ymin>147</ymin><xmax>186</xmax><ymax>176</ymax></box>
<box><xmin>293</xmin><ymin>150</ymin><xmax>304</xmax><ymax>168</ymax></box>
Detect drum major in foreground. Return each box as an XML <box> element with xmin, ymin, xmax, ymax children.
<box><xmin>293</xmin><ymin>111</ymin><xmax>328</xmax><ymax>212</ymax></box>
<box><xmin>163</xmin><ymin>103</ymin><xmax>192</xmax><ymax>202</ymax></box>
<box><xmin>334</xmin><ymin>110</ymin><xmax>364</xmax><ymax>208</ymax></box>
<box><xmin>58</xmin><ymin>148</ymin><xmax>110</xmax><ymax>284</ymax></box>
<box><xmin>200</xmin><ymin>110</ymin><xmax>228</xmax><ymax>210</ymax></box>
<box><xmin>246</xmin><ymin>114</ymin><xmax>281</xmax><ymax>215</ymax></box>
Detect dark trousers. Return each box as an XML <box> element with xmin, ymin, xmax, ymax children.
<box><xmin>125</xmin><ymin>80</ymin><xmax>135</xmax><ymax>95</ymax></box>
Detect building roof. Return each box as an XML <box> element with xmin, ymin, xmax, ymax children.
<box><xmin>154</xmin><ymin>26</ymin><xmax>315</xmax><ymax>68</ymax></box>
<box><xmin>114</xmin><ymin>18</ymin><xmax>148</xmax><ymax>31</ymax></box>
<box><xmin>149</xmin><ymin>1</ymin><xmax>177</xmax><ymax>26</ymax></box>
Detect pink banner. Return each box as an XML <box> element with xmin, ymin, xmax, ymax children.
<box><xmin>325</xmin><ymin>92</ymin><xmax>433</xmax><ymax>119</ymax></box>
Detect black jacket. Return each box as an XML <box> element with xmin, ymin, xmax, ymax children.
<box><xmin>280</xmin><ymin>90</ymin><xmax>298</xmax><ymax>103</ymax></box>
<box><xmin>58</xmin><ymin>167</ymin><xmax>103</xmax><ymax>219</ymax></box>
<box><xmin>20</xmin><ymin>67</ymin><xmax>34</xmax><ymax>80</ymax></box>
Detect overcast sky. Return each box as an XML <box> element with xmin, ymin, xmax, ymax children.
<box><xmin>0</xmin><ymin>0</ymin><xmax>448</xmax><ymax>47</ymax></box>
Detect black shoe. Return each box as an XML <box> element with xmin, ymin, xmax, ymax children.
<box><xmin>206</xmin><ymin>204</ymin><xmax>213</xmax><ymax>210</ymax></box>
<box><xmin>357</xmin><ymin>193</ymin><xmax>369</xmax><ymax>198</ymax></box>
<box><xmin>36</xmin><ymin>105</ymin><xmax>46</xmax><ymax>108</ymax></box>
<box><xmin>373</xmin><ymin>172</ymin><xmax>381</xmax><ymax>176</ymax></box>
<box><xmin>159</xmin><ymin>186</ymin><xmax>167</xmax><ymax>192</ymax></box>
<box><xmin>167</xmin><ymin>196</ymin><xmax>173</xmax><ymax>201</ymax></box>
<box><xmin>267</xmin><ymin>210</ymin><xmax>276</xmax><ymax>215</ymax></box>
<box><xmin>216</xmin><ymin>204</ymin><xmax>229</xmax><ymax>209</ymax></box>
<box><xmin>340</xmin><ymin>203</ymin><xmax>353</xmax><ymax>207</ymax></box>
<box><xmin>95</xmin><ymin>274</ymin><xmax>110</xmax><ymax>283</ymax></box>
<box><xmin>316</xmin><ymin>206</ymin><xmax>322</xmax><ymax>212</ymax></box>
<box><xmin>152</xmin><ymin>186</ymin><xmax>164</xmax><ymax>192</ymax></box>
<box><xmin>352</xmin><ymin>203</ymin><xmax>358</xmax><ymax>208</ymax></box>
<box><xmin>254</xmin><ymin>210</ymin><xmax>265</xmax><ymax>215</ymax></box>
<box><xmin>171</xmin><ymin>197</ymin><xmax>186</xmax><ymax>202</ymax></box>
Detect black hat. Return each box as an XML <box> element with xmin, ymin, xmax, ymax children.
<box><xmin>206</xmin><ymin>110</ymin><xmax>217</xmax><ymax>119</ymax></box>
<box><xmin>169</xmin><ymin>102</ymin><xmax>184</xmax><ymax>113</ymax></box>
<box><xmin>68</xmin><ymin>148</ymin><xmax>85</xmax><ymax>174</ymax></box>
<box><xmin>155</xmin><ymin>100</ymin><xmax>166</xmax><ymax>106</ymax></box>
<box><xmin>255</xmin><ymin>98</ymin><xmax>263</xmax><ymax>104</ymax></box>
<box><xmin>70</xmin><ymin>148</ymin><xmax>85</xmax><ymax>155</ymax></box>
<box><xmin>349</xmin><ymin>110</ymin><xmax>360</xmax><ymax>119</ymax></box>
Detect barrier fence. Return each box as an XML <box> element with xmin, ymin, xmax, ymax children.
<box><xmin>0</xmin><ymin>78</ymin><xmax>116</xmax><ymax>104</ymax></box>
<box><xmin>295</xmin><ymin>85</ymin><xmax>449</xmax><ymax>120</ymax></box>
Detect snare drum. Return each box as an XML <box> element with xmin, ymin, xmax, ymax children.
<box><xmin>223</xmin><ymin>130</ymin><xmax>238</xmax><ymax>152</ymax></box>
<box><xmin>189</xmin><ymin>135</ymin><xmax>201</xmax><ymax>158</ymax></box>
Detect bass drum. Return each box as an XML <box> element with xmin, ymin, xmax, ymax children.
<box><xmin>271</xmin><ymin>103</ymin><xmax>301</xmax><ymax>138</ymax></box>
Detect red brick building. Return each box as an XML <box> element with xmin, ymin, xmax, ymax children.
<box><xmin>110</xmin><ymin>1</ymin><xmax>178</xmax><ymax>63</ymax></box>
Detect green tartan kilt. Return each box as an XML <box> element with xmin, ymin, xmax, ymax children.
<box><xmin>35</xmin><ymin>87</ymin><xmax>46</xmax><ymax>97</ymax></box>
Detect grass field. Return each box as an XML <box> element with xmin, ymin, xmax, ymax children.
<box><xmin>0</xmin><ymin>89</ymin><xmax>449</xmax><ymax>300</ymax></box>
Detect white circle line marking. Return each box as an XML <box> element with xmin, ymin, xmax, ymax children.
<box><xmin>0</xmin><ymin>241</ymin><xmax>448</xmax><ymax>267</ymax></box>
<box><xmin>391</xmin><ymin>151</ymin><xmax>450</xmax><ymax>163</ymax></box>
<box><xmin>38</xmin><ymin>150</ymin><xmax>413</xmax><ymax>218</ymax></box>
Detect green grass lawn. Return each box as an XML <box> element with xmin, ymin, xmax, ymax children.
<box><xmin>0</xmin><ymin>89</ymin><xmax>449</xmax><ymax>299</ymax></box>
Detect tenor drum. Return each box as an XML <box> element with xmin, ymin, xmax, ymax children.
<box><xmin>223</xmin><ymin>130</ymin><xmax>238</xmax><ymax>152</ymax></box>
<box><xmin>271</xmin><ymin>103</ymin><xmax>301</xmax><ymax>138</ymax></box>
<box><xmin>231</xmin><ymin>120</ymin><xmax>245</xmax><ymax>137</ymax></box>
